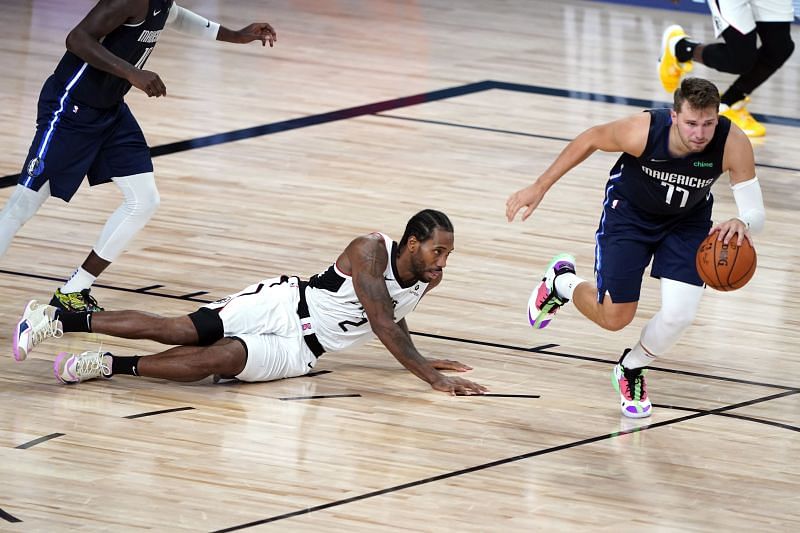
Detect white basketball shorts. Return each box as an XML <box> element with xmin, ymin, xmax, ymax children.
<box><xmin>709</xmin><ymin>0</ymin><xmax>795</xmax><ymax>37</ymax></box>
<box><xmin>203</xmin><ymin>276</ymin><xmax>317</xmax><ymax>382</ymax></box>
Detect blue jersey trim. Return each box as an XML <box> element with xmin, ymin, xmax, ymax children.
<box><xmin>22</xmin><ymin>64</ymin><xmax>88</xmax><ymax>188</ymax></box>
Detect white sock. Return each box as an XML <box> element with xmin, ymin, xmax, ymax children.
<box><xmin>554</xmin><ymin>273</ymin><xmax>584</xmax><ymax>300</ymax></box>
<box><xmin>61</xmin><ymin>267</ymin><xmax>97</xmax><ymax>294</ymax></box>
<box><xmin>621</xmin><ymin>342</ymin><xmax>656</xmax><ymax>370</ymax></box>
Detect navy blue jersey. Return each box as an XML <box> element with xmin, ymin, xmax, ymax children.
<box><xmin>608</xmin><ymin>108</ymin><xmax>731</xmax><ymax>217</ymax></box>
<box><xmin>53</xmin><ymin>0</ymin><xmax>173</xmax><ymax>108</ymax></box>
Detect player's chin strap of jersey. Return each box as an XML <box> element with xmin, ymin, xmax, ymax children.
<box><xmin>732</xmin><ymin>176</ymin><xmax>765</xmax><ymax>234</ymax></box>
<box><xmin>166</xmin><ymin>3</ymin><xmax>220</xmax><ymax>40</ymax></box>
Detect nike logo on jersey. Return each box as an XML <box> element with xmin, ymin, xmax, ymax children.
<box><xmin>205</xmin><ymin>20</ymin><xmax>210</xmax><ymax>28</ymax></box>
<box><xmin>154</xmin><ymin>9</ymin><xmax>161</xmax><ymax>16</ymax></box>
<box><xmin>649</xmin><ymin>158</ymin><xmax>669</xmax><ymax>163</ymax></box>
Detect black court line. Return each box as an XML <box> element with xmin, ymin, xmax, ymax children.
<box><xmin>0</xmin><ymin>268</ymin><xmax>214</xmax><ymax>303</ymax></box>
<box><xmin>479</xmin><ymin>393</ymin><xmax>540</xmax><ymax>399</ymax></box>
<box><xmin>374</xmin><ymin>113</ymin><xmax>573</xmax><ymax>142</ymax></box>
<box><xmin>414</xmin><ymin>330</ymin><xmax>800</xmax><ymax>391</ymax></box>
<box><xmin>0</xmin><ymin>81</ymin><xmax>490</xmax><ymax>187</ymax></box>
<box><xmin>123</xmin><ymin>406</ymin><xmax>195</xmax><ymax>419</ymax></box>
<box><xmin>4</xmin><ymin>79</ymin><xmax>799</xmax><ymax>188</ymax></box>
<box><xmin>413</xmin><ymin>331</ymin><xmax>559</xmax><ymax>354</ymax></box>
<box><xmin>304</xmin><ymin>370</ymin><xmax>332</xmax><ymax>378</ymax></box>
<box><xmin>655</xmin><ymin>403</ymin><xmax>800</xmax><ymax>433</ymax></box>
<box><xmin>213</xmin><ymin>389</ymin><xmax>798</xmax><ymax>532</ymax></box>
<box><xmin>15</xmin><ymin>432</ymin><xmax>65</xmax><ymax>449</ymax></box>
<box><xmin>487</xmin><ymin>80</ymin><xmax>800</xmax><ymax>128</ymax></box>
<box><xmin>135</xmin><ymin>284</ymin><xmax>164</xmax><ymax>292</ymax></box>
<box><xmin>0</xmin><ymin>508</ymin><xmax>22</xmax><ymax>523</ymax></box>
<box><xmin>2</xmin><ymin>265</ymin><xmax>796</xmax><ymax>392</ymax></box>
<box><xmin>374</xmin><ymin>113</ymin><xmax>800</xmax><ymax>174</ymax></box>
<box><xmin>2</xmin><ymin>265</ymin><xmax>796</xmax><ymax>393</ymax></box>
<box><xmin>279</xmin><ymin>394</ymin><xmax>361</xmax><ymax>401</ymax></box>
<box><xmin>179</xmin><ymin>291</ymin><xmax>209</xmax><ymax>299</ymax></box>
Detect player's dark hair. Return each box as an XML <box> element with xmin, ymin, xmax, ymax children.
<box><xmin>674</xmin><ymin>77</ymin><xmax>720</xmax><ymax>113</ymax></box>
<box><xmin>399</xmin><ymin>209</ymin><xmax>453</xmax><ymax>248</ymax></box>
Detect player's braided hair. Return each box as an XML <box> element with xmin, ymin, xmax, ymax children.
<box><xmin>399</xmin><ymin>209</ymin><xmax>453</xmax><ymax>248</ymax></box>
<box><xmin>674</xmin><ymin>77</ymin><xmax>721</xmax><ymax>113</ymax></box>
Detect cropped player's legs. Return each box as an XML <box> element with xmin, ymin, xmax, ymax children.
<box><xmin>630</xmin><ymin>278</ymin><xmax>703</xmax><ymax>364</ymax></box>
<box><xmin>54</xmin><ymin>338</ymin><xmax>248</xmax><ymax>384</ymax></box>
<box><xmin>55</xmin><ymin>172</ymin><xmax>160</xmax><ymax>308</ymax></box>
<box><xmin>54</xmin><ymin>103</ymin><xmax>156</xmax><ymax>311</ymax></box>
<box><xmin>0</xmin><ymin>183</ymin><xmax>51</xmax><ymax>258</ymax></box>
<box><xmin>570</xmin><ymin>283</ymin><xmax>638</xmax><ymax>331</ymax></box>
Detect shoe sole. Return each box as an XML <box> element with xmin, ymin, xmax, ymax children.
<box><xmin>12</xmin><ymin>300</ymin><xmax>37</xmax><ymax>362</ymax></box>
<box><xmin>528</xmin><ymin>281</ymin><xmax>555</xmax><ymax>329</ymax></box>
<box><xmin>528</xmin><ymin>253</ymin><xmax>575</xmax><ymax>329</ymax></box>
<box><xmin>658</xmin><ymin>24</ymin><xmax>688</xmax><ymax>93</ymax></box>
<box><xmin>53</xmin><ymin>352</ymin><xmax>74</xmax><ymax>384</ymax></box>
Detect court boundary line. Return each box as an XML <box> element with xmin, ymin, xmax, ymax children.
<box><xmin>3</xmin><ymin>79</ymin><xmax>799</xmax><ymax>188</ymax></box>
<box><xmin>2</xmin><ymin>267</ymin><xmax>797</xmax><ymax>392</ymax></box>
<box><xmin>212</xmin><ymin>389</ymin><xmax>799</xmax><ymax>531</ymax></box>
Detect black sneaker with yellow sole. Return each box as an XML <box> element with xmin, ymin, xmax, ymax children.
<box><xmin>49</xmin><ymin>288</ymin><xmax>104</xmax><ymax>312</ymax></box>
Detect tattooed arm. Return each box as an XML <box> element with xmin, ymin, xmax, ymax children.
<box><xmin>345</xmin><ymin>234</ymin><xmax>485</xmax><ymax>395</ymax></box>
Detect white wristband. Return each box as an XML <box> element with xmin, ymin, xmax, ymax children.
<box><xmin>166</xmin><ymin>3</ymin><xmax>220</xmax><ymax>40</ymax></box>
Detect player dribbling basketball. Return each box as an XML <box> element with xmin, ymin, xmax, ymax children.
<box><xmin>505</xmin><ymin>77</ymin><xmax>766</xmax><ymax>418</ymax></box>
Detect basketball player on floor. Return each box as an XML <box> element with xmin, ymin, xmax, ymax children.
<box><xmin>658</xmin><ymin>0</ymin><xmax>795</xmax><ymax>137</ymax></box>
<box><xmin>506</xmin><ymin>77</ymin><xmax>765</xmax><ymax>418</ymax></box>
<box><xmin>14</xmin><ymin>209</ymin><xmax>487</xmax><ymax>396</ymax></box>
<box><xmin>0</xmin><ymin>1</ymin><xmax>277</xmax><ymax>311</ymax></box>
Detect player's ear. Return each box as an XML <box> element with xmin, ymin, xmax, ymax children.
<box><xmin>407</xmin><ymin>235</ymin><xmax>419</xmax><ymax>252</ymax></box>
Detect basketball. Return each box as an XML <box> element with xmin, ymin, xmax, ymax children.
<box><xmin>695</xmin><ymin>234</ymin><xmax>757</xmax><ymax>291</ymax></box>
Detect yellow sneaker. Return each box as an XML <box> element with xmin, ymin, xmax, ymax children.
<box><xmin>720</xmin><ymin>98</ymin><xmax>766</xmax><ymax>137</ymax></box>
<box><xmin>658</xmin><ymin>25</ymin><xmax>694</xmax><ymax>93</ymax></box>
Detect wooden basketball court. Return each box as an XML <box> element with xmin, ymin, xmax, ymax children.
<box><xmin>1</xmin><ymin>1</ymin><xmax>798</xmax><ymax>530</ymax></box>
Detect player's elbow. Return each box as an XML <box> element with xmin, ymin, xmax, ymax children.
<box><xmin>64</xmin><ymin>30</ymin><xmax>78</xmax><ymax>53</ymax></box>
<box><xmin>65</xmin><ymin>27</ymin><xmax>89</xmax><ymax>54</ymax></box>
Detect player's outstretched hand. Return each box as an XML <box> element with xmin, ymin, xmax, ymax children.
<box><xmin>235</xmin><ymin>22</ymin><xmax>277</xmax><ymax>46</ymax></box>
<box><xmin>431</xmin><ymin>376</ymin><xmax>487</xmax><ymax>396</ymax></box>
<box><xmin>506</xmin><ymin>183</ymin><xmax>545</xmax><ymax>222</ymax></box>
<box><xmin>428</xmin><ymin>358</ymin><xmax>473</xmax><ymax>372</ymax></box>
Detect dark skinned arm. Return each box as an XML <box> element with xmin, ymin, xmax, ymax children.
<box><xmin>347</xmin><ymin>234</ymin><xmax>485</xmax><ymax>395</ymax></box>
<box><xmin>216</xmin><ymin>23</ymin><xmax>277</xmax><ymax>47</ymax></box>
<box><xmin>65</xmin><ymin>0</ymin><xmax>167</xmax><ymax>97</ymax></box>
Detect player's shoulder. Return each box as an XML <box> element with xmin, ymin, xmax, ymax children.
<box><xmin>723</xmin><ymin>119</ymin><xmax>751</xmax><ymax>148</ymax></box>
<box><xmin>351</xmin><ymin>231</ymin><xmax>386</xmax><ymax>247</ymax></box>
<box><xmin>346</xmin><ymin>232</ymin><xmax>389</xmax><ymax>264</ymax></box>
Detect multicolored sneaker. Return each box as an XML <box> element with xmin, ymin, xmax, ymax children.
<box><xmin>13</xmin><ymin>300</ymin><xmax>63</xmax><ymax>361</ymax></box>
<box><xmin>54</xmin><ymin>350</ymin><xmax>112</xmax><ymax>384</ymax></box>
<box><xmin>720</xmin><ymin>97</ymin><xmax>766</xmax><ymax>137</ymax></box>
<box><xmin>528</xmin><ymin>253</ymin><xmax>576</xmax><ymax>329</ymax></box>
<box><xmin>50</xmin><ymin>288</ymin><xmax>104</xmax><ymax>312</ymax></box>
<box><xmin>612</xmin><ymin>349</ymin><xmax>652</xmax><ymax>418</ymax></box>
<box><xmin>658</xmin><ymin>24</ymin><xmax>693</xmax><ymax>93</ymax></box>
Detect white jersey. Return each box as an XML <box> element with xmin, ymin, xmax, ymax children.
<box><xmin>304</xmin><ymin>233</ymin><xmax>428</xmax><ymax>353</ymax></box>
<box><xmin>708</xmin><ymin>0</ymin><xmax>795</xmax><ymax>37</ymax></box>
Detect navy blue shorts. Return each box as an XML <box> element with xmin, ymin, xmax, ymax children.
<box><xmin>593</xmin><ymin>186</ymin><xmax>713</xmax><ymax>303</ymax></box>
<box><xmin>19</xmin><ymin>75</ymin><xmax>152</xmax><ymax>202</ymax></box>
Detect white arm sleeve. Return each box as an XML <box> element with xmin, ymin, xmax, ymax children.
<box><xmin>731</xmin><ymin>177</ymin><xmax>765</xmax><ymax>234</ymax></box>
<box><xmin>165</xmin><ymin>3</ymin><xmax>220</xmax><ymax>40</ymax></box>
